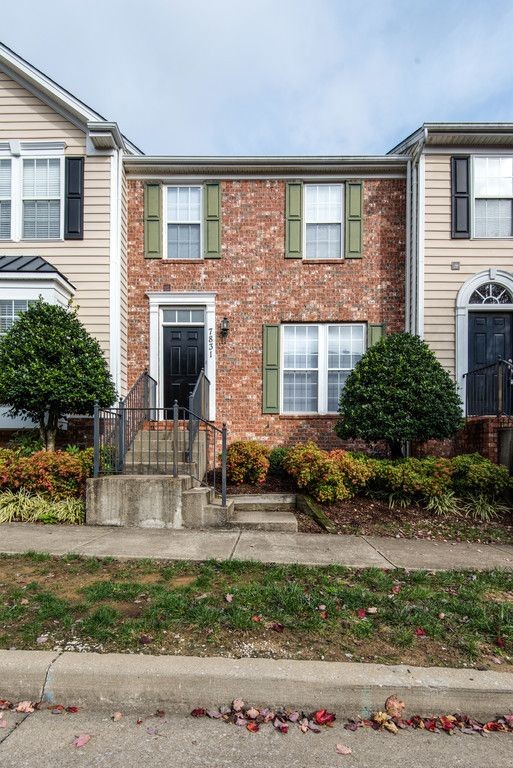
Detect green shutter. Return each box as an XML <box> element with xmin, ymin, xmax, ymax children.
<box><xmin>144</xmin><ymin>184</ymin><xmax>162</xmax><ymax>259</ymax></box>
<box><xmin>345</xmin><ymin>181</ymin><xmax>363</xmax><ymax>258</ymax></box>
<box><xmin>285</xmin><ymin>182</ymin><xmax>302</xmax><ymax>258</ymax></box>
<box><xmin>368</xmin><ymin>323</ymin><xmax>385</xmax><ymax>347</ymax></box>
<box><xmin>204</xmin><ymin>182</ymin><xmax>221</xmax><ymax>258</ymax></box>
<box><xmin>262</xmin><ymin>325</ymin><xmax>280</xmax><ymax>413</ymax></box>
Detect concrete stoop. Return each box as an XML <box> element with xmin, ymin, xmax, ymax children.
<box><xmin>86</xmin><ymin>474</ymin><xmax>233</xmax><ymax>530</ymax></box>
<box><xmin>228</xmin><ymin>494</ymin><xmax>298</xmax><ymax>532</ymax></box>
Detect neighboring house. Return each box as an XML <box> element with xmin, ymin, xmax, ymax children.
<box><xmin>0</xmin><ymin>42</ymin><xmax>140</xmax><ymax>429</ymax></box>
<box><xmin>392</xmin><ymin>124</ymin><xmax>513</xmax><ymax>461</ymax></box>
<box><xmin>124</xmin><ymin>157</ymin><xmax>407</xmax><ymax>446</ymax></box>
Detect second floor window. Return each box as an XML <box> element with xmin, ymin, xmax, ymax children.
<box><xmin>0</xmin><ymin>159</ymin><xmax>10</xmax><ymax>240</ymax></box>
<box><xmin>305</xmin><ymin>184</ymin><xmax>344</xmax><ymax>259</ymax></box>
<box><xmin>166</xmin><ymin>185</ymin><xmax>202</xmax><ymax>259</ymax></box>
<box><xmin>22</xmin><ymin>158</ymin><xmax>62</xmax><ymax>239</ymax></box>
<box><xmin>474</xmin><ymin>157</ymin><xmax>513</xmax><ymax>238</ymax></box>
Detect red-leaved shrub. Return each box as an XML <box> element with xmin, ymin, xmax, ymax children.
<box><xmin>0</xmin><ymin>449</ymin><xmax>93</xmax><ymax>500</ymax></box>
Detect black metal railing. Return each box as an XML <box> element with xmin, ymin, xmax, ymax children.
<box><xmin>188</xmin><ymin>369</ymin><xmax>210</xmax><ymax>461</ymax></box>
<box><xmin>464</xmin><ymin>358</ymin><xmax>513</xmax><ymax>417</ymax></box>
<box><xmin>92</xmin><ymin>370</ymin><xmax>227</xmax><ymax>506</ymax></box>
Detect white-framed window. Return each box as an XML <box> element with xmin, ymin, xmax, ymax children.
<box><xmin>0</xmin><ymin>298</ymin><xmax>34</xmax><ymax>335</ymax></box>
<box><xmin>304</xmin><ymin>184</ymin><xmax>344</xmax><ymax>259</ymax></box>
<box><xmin>22</xmin><ymin>158</ymin><xmax>62</xmax><ymax>239</ymax></box>
<box><xmin>281</xmin><ymin>323</ymin><xmax>365</xmax><ymax>414</ymax></box>
<box><xmin>473</xmin><ymin>157</ymin><xmax>513</xmax><ymax>238</ymax></box>
<box><xmin>165</xmin><ymin>185</ymin><xmax>202</xmax><ymax>259</ymax></box>
<box><xmin>0</xmin><ymin>159</ymin><xmax>11</xmax><ymax>240</ymax></box>
<box><xmin>0</xmin><ymin>142</ymin><xmax>64</xmax><ymax>241</ymax></box>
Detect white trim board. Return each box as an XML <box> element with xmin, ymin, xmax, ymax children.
<box><xmin>147</xmin><ymin>292</ymin><xmax>216</xmax><ymax>420</ymax></box>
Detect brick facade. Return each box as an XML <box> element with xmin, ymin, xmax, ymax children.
<box><xmin>127</xmin><ymin>178</ymin><xmax>406</xmax><ymax>448</ymax></box>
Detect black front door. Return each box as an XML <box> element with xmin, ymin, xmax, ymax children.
<box><xmin>468</xmin><ymin>313</ymin><xmax>512</xmax><ymax>414</ymax></box>
<box><xmin>163</xmin><ymin>326</ymin><xmax>205</xmax><ymax>410</ymax></box>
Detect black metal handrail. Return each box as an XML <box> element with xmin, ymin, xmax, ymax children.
<box><xmin>92</xmin><ymin>370</ymin><xmax>226</xmax><ymax>506</ymax></box>
<box><xmin>464</xmin><ymin>358</ymin><xmax>513</xmax><ymax>417</ymax></box>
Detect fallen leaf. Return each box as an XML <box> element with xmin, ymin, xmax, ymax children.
<box><xmin>20</xmin><ymin>598</ymin><xmax>29</xmax><ymax>605</ymax></box>
<box><xmin>36</xmin><ymin>634</ymin><xmax>49</xmax><ymax>644</ymax></box>
<box><xmin>111</xmin><ymin>711</ymin><xmax>123</xmax><ymax>721</ymax></box>
<box><xmin>0</xmin><ymin>700</ymin><xmax>11</xmax><ymax>710</ymax></box>
<box><xmin>136</xmin><ymin>718</ymin><xmax>143</xmax><ymax>725</ymax></box>
<box><xmin>225</xmin><ymin>593</ymin><xmax>234</xmax><ymax>603</ymax></box>
<box><xmin>313</xmin><ymin>709</ymin><xmax>336</xmax><ymax>726</ymax></box>
<box><xmin>246</xmin><ymin>707</ymin><xmax>259</xmax><ymax>719</ymax></box>
<box><xmin>234</xmin><ymin>716</ymin><xmax>247</xmax><ymax>727</ymax></box>
<box><xmin>319</xmin><ymin>610</ymin><xmax>328</xmax><ymax>620</ymax></box>
<box><xmin>385</xmin><ymin>695</ymin><xmax>405</xmax><ymax>719</ymax></box>
<box><xmin>73</xmin><ymin>734</ymin><xmax>91</xmax><ymax>748</ymax></box>
<box><xmin>206</xmin><ymin>709</ymin><xmax>222</xmax><ymax>719</ymax></box>
<box><xmin>276</xmin><ymin>723</ymin><xmax>288</xmax><ymax>734</ymax></box>
<box><xmin>336</xmin><ymin>743</ymin><xmax>352</xmax><ymax>755</ymax></box>
<box><xmin>146</xmin><ymin>726</ymin><xmax>159</xmax><ymax>735</ymax></box>
<box><xmin>190</xmin><ymin>708</ymin><xmax>206</xmax><ymax>717</ymax></box>
<box><xmin>270</xmin><ymin>622</ymin><xmax>284</xmax><ymax>633</ymax></box>
<box><xmin>232</xmin><ymin>698</ymin><xmax>244</xmax><ymax>712</ymax></box>
<box><xmin>308</xmin><ymin>720</ymin><xmax>322</xmax><ymax>733</ymax></box>
<box><xmin>357</xmin><ymin>608</ymin><xmax>366</xmax><ymax>619</ymax></box>
<box><xmin>383</xmin><ymin>720</ymin><xmax>399</xmax><ymax>734</ymax></box>
<box><xmin>251</xmin><ymin>615</ymin><xmax>261</xmax><ymax>622</ymax></box>
<box><xmin>66</xmin><ymin>706</ymin><xmax>79</xmax><ymax>714</ymax></box>
<box><xmin>138</xmin><ymin>634</ymin><xmax>152</xmax><ymax>645</ymax></box>
<box><xmin>496</xmin><ymin>637</ymin><xmax>505</xmax><ymax>648</ymax></box>
<box><xmin>366</xmin><ymin>607</ymin><xmax>378</xmax><ymax>615</ymax></box>
<box><xmin>16</xmin><ymin>701</ymin><xmax>34</xmax><ymax>713</ymax></box>
<box><xmin>288</xmin><ymin>711</ymin><xmax>300</xmax><ymax>722</ymax></box>
<box><xmin>414</xmin><ymin>627</ymin><xmax>427</xmax><ymax>637</ymax></box>
<box><xmin>246</xmin><ymin>721</ymin><xmax>259</xmax><ymax>733</ymax></box>
<box><xmin>318</xmin><ymin>604</ymin><xmax>327</xmax><ymax>611</ymax></box>
<box><xmin>51</xmin><ymin>705</ymin><xmax>64</xmax><ymax>715</ymax></box>
<box><xmin>391</xmin><ymin>585</ymin><xmax>401</xmax><ymax>594</ymax></box>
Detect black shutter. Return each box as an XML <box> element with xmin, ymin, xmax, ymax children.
<box><xmin>451</xmin><ymin>156</ymin><xmax>470</xmax><ymax>239</ymax></box>
<box><xmin>65</xmin><ymin>157</ymin><xmax>84</xmax><ymax>239</ymax></box>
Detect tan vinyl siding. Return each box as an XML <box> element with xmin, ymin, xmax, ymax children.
<box><xmin>0</xmin><ymin>71</ymin><xmax>111</xmax><ymax>360</ymax></box>
<box><xmin>424</xmin><ymin>153</ymin><xmax>513</xmax><ymax>378</ymax></box>
<box><xmin>119</xmin><ymin>164</ymin><xmax>128</xmax><ymax>394</ymax></box>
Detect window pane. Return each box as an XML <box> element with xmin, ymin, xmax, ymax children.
<box><xmin>167</xmin><ymin>186</ymin><xmax>201</xmax><ymax>222</ymax></box>
<box><xmin>167</xmin><ymin>223</ymin><xmax>201</xmax><ymax>258</ymax></box>
<box><xmin>474</xmin><ymin>157</ymin><xmax>513</xmax><ymax>197</ymax></box>
<box><xmin>191</xmin><ymin>309</ymin><xmax>204</xmax><ymax>322</ymax></box>
<box><xmin>328</xmin><ymin>371</ymin><xmax>350</xmax><ymax>412</ymax></box>
<box><xmin>22</xmin><ymin>200</ymin><xmax>60</xmax><ymax>239</ymax></box>
<box><xmin>305</xmin><ymin>223</ymin><xmax>341</xmax><ymax>259</ymax></box>
<box><xmin>283</xmin><ymin>325</ymin><xmax>318</xmax><ymax>369</ymax></box>
<box><xmin>305</xmin><ymin>184</ymin><xmax>343</xmax><ymax>222</ymax></box>
<box><xmin>162</xmin><ymin>309</ymin><xmax>177</xmax><ymax>323</ymax></box>
<box><xmin>23</xmin><ymin>158</ymin><xmax>60</xmax><ymax>198</ymax></box>
<box><xmin>0</xmin><ymin>200</ymin><xmax>10</xmax><ymax>239</ymax></box>
<box><xmin>283</xmin><ymin>371</ymin><xmax>318</xmax><ymax>413</ymax></box>
<box><xmin>0</xmin><ymin>159</ymin><xmax>11</xmax><ymax>197</ymax></box>
<box><xmin>475</xmin><ymin>199</ymin><xmax>512</xmax><ymax>237</ymax></box>
<box><xmin>0</xmin><ymin>299</ymin><xmax>29</xmax><ymax>334</ymax></box>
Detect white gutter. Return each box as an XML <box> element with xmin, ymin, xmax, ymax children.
<box><xmin>109</xmin><ymin>147</ymin><xmax>123</xmax><ymax>395</ymax></box>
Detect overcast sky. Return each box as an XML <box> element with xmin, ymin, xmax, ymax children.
<box><xmin>3</xmin><ymin>0</ymin><xmax>513</xmax><ymax>155</ymax></box>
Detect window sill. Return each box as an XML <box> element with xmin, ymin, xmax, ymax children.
<box><xmin>163</xmin><ymin>259</ymin><xmax>205</xmax><ymax>264</ymax></box>
<box><xmin>301</xmin><ymin>259</ymin><xmax>344</xmax><ymax>264</ymax></box>
<box><xmin>278</xmin><ymin>414</ymin><xmax>338</xmax><ymax>420</ymax></box>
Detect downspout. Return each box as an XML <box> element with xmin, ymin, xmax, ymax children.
<box><xmin>405</xmin><ymin>157</ymin><xmax>411</xmax><ymax>331</ymax></box>
<box><xmin>109</xmin><ymin>146</ymin><xmax>123</xmax><ymax>395</ymax></box>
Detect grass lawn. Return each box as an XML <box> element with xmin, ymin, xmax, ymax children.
<box><xmin>0</xmin><ymin>553</ymin><xmax>512</xmax><ymax>670</ymax></box>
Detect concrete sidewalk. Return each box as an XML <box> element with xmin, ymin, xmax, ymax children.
<box><xmin>0</xmin><ymin>523</ymin><xmax>512</xmax><ymax>570</ymax></box>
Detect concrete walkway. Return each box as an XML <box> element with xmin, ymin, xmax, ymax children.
<box><xmin>0</xmin><ymin>523</ymin><xmax>512</xmax><ymax>570</ymax></box>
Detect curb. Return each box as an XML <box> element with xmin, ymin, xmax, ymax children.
<box><xmin>2</xmin><ymin>651</ymin><xmax>512</xmax><ymax>720</ymax></box>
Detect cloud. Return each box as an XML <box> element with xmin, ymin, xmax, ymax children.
<box><xmin>2</xmin><ymin>0</ymin><xmax>513</xmax><ymax>154</ymax></box>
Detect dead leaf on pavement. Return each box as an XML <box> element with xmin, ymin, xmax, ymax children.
<box><xmin>16</xmin><ymin>701</ymin><xmax>34</xmax><ymax>713</ymax></box>
<box><xmin>385</xmin><ymin>695</ymin><xmax>405</xmax><ymax>719</ymax></box>
<box><xmin>111</xmin><ymin>711</ymin><xmax>123</xmax><ymax>721</ymax></box>
<box><xmin>336</xmin><ymin>743</ymin><xmax>352</xmax><ymax>755</ymax></box>
<box><xmin>73</xmin><ymin>734</ymin><xmax>91</xmax><ymax>748</ymax></box>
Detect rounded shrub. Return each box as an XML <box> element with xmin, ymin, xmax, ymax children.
<box><xmin>282</xmin><ymin>442</ymin><xmax>350</xmax><ymax>503</ymax></box>
<box><xmin>268</xmin><ymin>446</ymin><xmax>290</xmax><ymax>476</ymax></box>
<box><xmin>226</xmin><ymin>440</ymin><xmax>270</xmax><ymax>485</ymax></box>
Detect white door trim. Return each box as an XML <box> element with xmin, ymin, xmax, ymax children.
<box><xmin>455</xmin><ymin>269</ymin><xmax>513</xmax><ymax>411</ymax></box>
<box><xmin>146</xmin><ymin>291</ymin><xmax>216</xmax><ymax>420</ymax></box>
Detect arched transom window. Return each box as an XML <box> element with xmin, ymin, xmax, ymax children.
<box><xmin>469</xmin><ymin>282</ymin><xmax>513</xmax><ymax>305</ymax></box>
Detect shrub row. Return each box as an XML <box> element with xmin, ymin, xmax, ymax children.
<box><xmin>226</xmin><ymin>440</ymin><xmax>511</xmax><ymax>514</ymax></box>
<box><xmin>0</xmin><ymin>448</ymin><xmax>93</xmax><ymax>500</ymax></box>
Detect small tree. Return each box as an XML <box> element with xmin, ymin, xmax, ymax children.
<box><xmin>335</xmin><ymin>333</ymin><xmax>463</xmax><ymax>458</ymax></box>
<box><xmin>0</xmin><ymin>300</ymin><xmax>116</xmax><ymax>450</ymax></box>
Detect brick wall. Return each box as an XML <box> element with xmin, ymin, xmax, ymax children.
<box><xmin>127</xmin><ymin>178</ymin><xmax>406</xmax><ymax>448</ymax></box>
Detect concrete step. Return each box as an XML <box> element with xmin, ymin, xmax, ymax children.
<box><xmin>230</xmin><ymin>494</ymin><xmax>297</xmax><ymax>512</ymax></box>
<box><xmin>228</xmin><ymin>508</ymin><xmax>298</xmax><ymax>532</ymax></box>
<box><xmin>182</xmin><ymin>487</ymin><xmax>233</xmax><ymax>528</ymax></box>
<box><xmin>126</xmin><ymin>449</ymin><xmax>190</xmax><ymax>462</ymax></box>
<box><xmin>131</xmin><ymin>432</ymin><xmax>206</xmax><ymax>446</ymax></box>
<box><xmin>124</xmin><ymin>462</ymin><xmax>198</xmax><ymax>476</ymax></box>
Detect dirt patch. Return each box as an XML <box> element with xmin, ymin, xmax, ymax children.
<box><xmin>169</xmin><ymin>576</ymin><xmax>196</xmax><ymax>588</ymax></box>
<box><xmin>484</xmin><ymin>590</ymin><xmax>513</xmax><ymax>605</ymax></box>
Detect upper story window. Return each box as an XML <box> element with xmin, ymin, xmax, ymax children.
<box><xmin>304</xmin><ymin>184</ymin><xmax>344</xmax><ymax>259</ymax></box>
<box><xmin>473</xmin><ymin>157</ymin><xmax>513</xmax><ymax>238</ymax></box>
<box><xmin>166</xmin><ymin>185</ymin><xmax>202</xmax><ymax>259</ymax></box>
<box><xmin>0</xmin><ymin>143</ymin><xmax>66</xmax><ymax>242</ymax></box>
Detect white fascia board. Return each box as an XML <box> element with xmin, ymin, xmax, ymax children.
<box><xmin>0</xmin><ymin>272</ymin><xmax>75</xmax><ymax>298</ymax></box>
